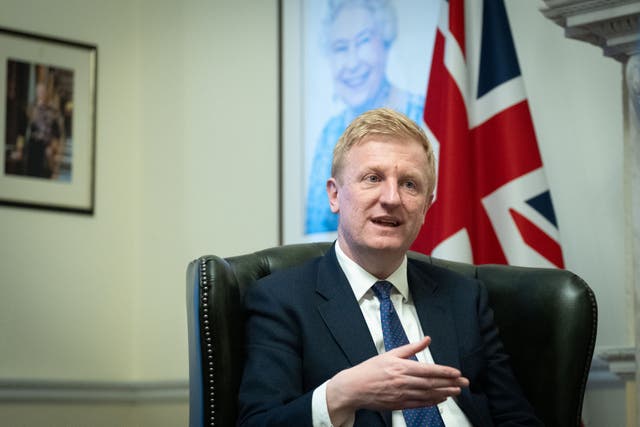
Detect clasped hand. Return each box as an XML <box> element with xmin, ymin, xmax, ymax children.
<box><xmin>326</xmin><ymin>337</ymin><xmax>469</xmax><ymax>424</ymax></box>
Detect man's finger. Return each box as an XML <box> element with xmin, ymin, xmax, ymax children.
<box><xmin>388</xmin><ymin>336</ymin><xmax>431</xmax><ymax>359</ymax></box>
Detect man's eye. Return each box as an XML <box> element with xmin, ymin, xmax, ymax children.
<box><xmin>404</xmin><ymin>181</ymin><xmax>417</xmax><ymax>190</ymax></box>
<box><xmin>365</xmin><ymin>175</ymin><xmax>381</xmax><ymax>183</ymax></box>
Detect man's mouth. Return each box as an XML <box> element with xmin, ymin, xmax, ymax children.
<box><xmin>372</xmin><ymin>217</ymin><xmax>400</xmax><ymax>227</ymax></box>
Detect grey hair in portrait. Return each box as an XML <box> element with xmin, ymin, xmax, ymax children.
<box><xmin>322</xmin><ymin>0</ymin><xmax>398</xmax><ymax>51</ymax></box>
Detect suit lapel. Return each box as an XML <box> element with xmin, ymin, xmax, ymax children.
<box><xmin>315</xmin><ymin>247</ymin><xmax>390</xmax><ymax>427</ymax></box>
<box><xmin>408</xmin><ymin>263</ymin><xmax>461</xmax><ymax>370</ymax></box>
<box><xmin>315</xmin><ymin>247</ymin><xmax>379</xmax><ymax>367</ymax></box>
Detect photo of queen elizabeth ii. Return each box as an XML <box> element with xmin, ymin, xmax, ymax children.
<box><xmin>304</xmin><ymin>0</ymin><xmax>435</xmax><ymax>234</ymax></box>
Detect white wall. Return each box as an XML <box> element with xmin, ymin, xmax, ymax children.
<box><xmin>507</xmin><ymin>1</ymin><xmax>627</xmax><ymax>351</ymax></box>
<box><xmin>131</xmin><ymin>0</ymin><xmax>279</xmax><ymax>381</ymax></box>
<box><xmin>0</xmin><ymin>0</ymin><xmax>141</xmax><ymax>381</ymax></box>
<box><xmin>0</xmin><ymin>0</ymin><xmax>279</xmax><ymax>383</ymax></box>
<box><xmin>0</xmin><ymin>0</ymin><xmax>628</xmax><ymax>425</ymax></box>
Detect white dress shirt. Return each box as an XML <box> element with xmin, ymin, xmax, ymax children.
<box><xmin>311</xmin><ymin>242</ymin><xmax>472</xmax><ymax>427</ymax></box>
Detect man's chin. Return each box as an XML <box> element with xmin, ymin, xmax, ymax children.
<box><xmin>363</xmin><ymin>237</ymin><xmax>409</xmax><ymax>254</ymax></box>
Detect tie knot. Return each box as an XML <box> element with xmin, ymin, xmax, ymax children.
<box><xmin>372</xmin><ymin>280</ymin><xmax>394</xmax><ymax>301</ymax></box>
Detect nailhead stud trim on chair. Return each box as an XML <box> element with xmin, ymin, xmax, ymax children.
<box><xmin>199</xmin><ymin>258</ymin><xmax>216</xmax><ymax>426</ymax></box>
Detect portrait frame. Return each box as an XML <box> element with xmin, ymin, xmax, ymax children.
<box><xmin>279</xmin><ymin>0</ymin><xmax>438</xmax><ymax>244</ymax></box>
<box><xmin>0</xmin><ymin>26</ymin><xmax>97</xmax><ymax>215</ymax></box>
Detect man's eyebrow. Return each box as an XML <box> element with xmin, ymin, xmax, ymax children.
<box><xmin>360</xmin><ymin>165</ymin><xmax>384</xmax><ymax>175</ymax></box>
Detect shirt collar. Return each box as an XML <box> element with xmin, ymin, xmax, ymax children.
<box><xmin>334</xmin><ymin>240</ymin><xmax>410</xmax><ymax>302</ymax></box>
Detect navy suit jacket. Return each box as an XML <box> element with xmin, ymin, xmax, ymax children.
<box><xmin>238</xmin><ymin>246</ymin><xmax>542</xmax><ymax>427</ymax></box>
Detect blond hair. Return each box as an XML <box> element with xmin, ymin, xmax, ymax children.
<box><xmin>331</xmin><ymin>108</ymin><xmax>436</xmax><ymax>196</ymax></box>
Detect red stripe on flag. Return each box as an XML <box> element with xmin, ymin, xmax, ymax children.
<box><xmin>413</xmin><ymin>30</ymin><xmax>473</xmax><ymax>255</ymax></box>
<box><xmin>472</xmin><ymin>100</ymin><xmax>543</xmax><ymax>196</ymax></box>
<box><xmin>423</xmin><ymin>32</ymin><xmax>469</xmax><ymax>139</ymax></box>
<box><xmin>509</xmin><ymin>208</ymin><xmax>565</xmax><ymax>268</ymax></box>
<box><xmin>471</xmin><ymin>202</ymin><xmax>509</xmax><ymax>264</ymax></box>
<box><xmin>449</xmin><ymin>0</ymin><xmax>465</xmax><ymax>56</ymax></box>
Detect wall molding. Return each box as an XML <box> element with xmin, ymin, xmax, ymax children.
<box><xmin>0</xmin><ymin>379</ymin><xmax>188</xmax><ymax>403</ymax></box>
<box><xmin>596</xmin><ymin>346</ymin><xmax>637</xmax><ymax>382</ymax></box>
<box><xmin>541</xmin><ymin>0</ymin><xmax>640</xmax><ymax>61</ymax></box>
<box><xmin>589</xmin><ymin>348</ymin><xmax>635</xmax><ymax>388</ymax></box>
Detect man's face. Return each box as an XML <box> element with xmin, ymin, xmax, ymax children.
<box><xmin>328</xmin><ymin>5</ymin><xmax>388</xmax><ymax>108</ymax></box>
<box><xmin>327</xmin><ymin>136</ymin><xmax>433</xmax><ymax>261</ymax></box>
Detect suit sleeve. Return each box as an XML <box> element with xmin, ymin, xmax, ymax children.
<box><xmin>237</xmin><ymin>280</ymin><xmax>314</xmax><ymax>427</ymax></box>
<box><xmin>471</xmin><ymin>280</ymin><xmax>544</xmax><ymax>427</ymax></box>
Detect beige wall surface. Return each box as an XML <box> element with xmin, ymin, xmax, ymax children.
<box><xmin>131</xmin><ymin>0</ymin><xmax>279</xmax><ymax>381</ymax></box>
<box><xmin>0</xmin><ymin>0</ymin><xmax>279</xmax><ymax>383</ymax></box>
<box><xmin>0</xmin><ymin>0</ymin><xmax>141</xmax><ymax>382</ymax></box>
<box><xmin>0</xmin><ymin>401</ymin><xmax>188</xmax><ymax>427</ymax></box>
<box><xmin>0</xmin><ymin>0</ymin><xmax>627</xmax><ymax>426</ymax></box>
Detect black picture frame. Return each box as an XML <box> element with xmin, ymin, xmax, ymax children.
<box><xmin>1</xmin><ymin>27</ymin><xmax>97</xmax><ymax>214</ymax></box>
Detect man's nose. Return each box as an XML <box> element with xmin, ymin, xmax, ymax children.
<box><xmin>379</xmin><ymin>180</ymin><xmax>401</xmax><ymax>206</ymax></box>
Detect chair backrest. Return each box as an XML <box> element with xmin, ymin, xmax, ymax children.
<box><xmin>186</xmin><ymin>242</ymin><xmax>597</xmax><ymax>427</ymax></box>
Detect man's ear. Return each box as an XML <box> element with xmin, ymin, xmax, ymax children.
<box><xmin>327</xmin><ymin>178</ymin><xmax>340</xmax><ymax>214</ymax></box>
<box><xmin>423</xmin><ymin>193</ymin><xmax>435</xmax><ymax>215</ymax></box>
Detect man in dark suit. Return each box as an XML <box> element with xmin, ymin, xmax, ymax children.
<box><xmin>238</xmin><ymin>108</ymin><xmax>542</xmax><ymax>426</ymax></box>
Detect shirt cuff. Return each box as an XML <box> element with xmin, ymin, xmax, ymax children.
<box><xmin>311</xmin><ymin>380</ymin><xmax>355</xmax><ymax>427</ymax></box>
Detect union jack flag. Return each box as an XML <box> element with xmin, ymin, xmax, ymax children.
<box><xmin>411</xmin><ymin>0</ymin><xmax>564</xmax><ymax>268</ymax></box>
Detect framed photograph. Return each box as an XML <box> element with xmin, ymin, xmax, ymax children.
<box><xmin>1</xmin><ymin>27</ymin><xmax>97</xmax><ymax>214</ymax></box>
<box><xmin>280</xmin><ymin>0</ymin><xmax>438</xmax><ymax>244</ymax></box>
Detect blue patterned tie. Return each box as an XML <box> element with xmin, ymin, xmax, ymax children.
<box><xmin>372</xmin><ymin>281</ymin><xmax>445</xmax><ymax>427</ymax></box>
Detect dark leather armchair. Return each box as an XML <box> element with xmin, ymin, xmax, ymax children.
<box><xmin>186</xmin><ymin>242</ymin><xmax>597</xmax><ymax>427</ymax></box>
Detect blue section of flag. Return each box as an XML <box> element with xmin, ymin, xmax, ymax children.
<box><xmin>477</xmin><ymin>0</ymin><xmax>521</xmax><ymax>97</ymax></box>
<box><xmin>526</xmin><ymin>191</ymin><xmax>558</xmax><ymax>227</ymax></box>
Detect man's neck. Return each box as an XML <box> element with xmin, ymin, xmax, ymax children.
<box><xmin>335</xmin><ymin>239</ymin><xmax>405</xmax><ymax>279</ymax></box>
